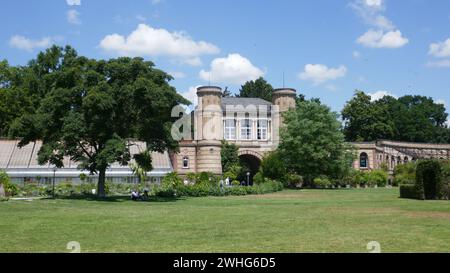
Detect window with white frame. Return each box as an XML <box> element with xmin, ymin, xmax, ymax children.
<box><xmin>257</xmin><ymin>120</ymin><xmax>268</xmax><ymax>140</ymax></box>
<box><xmin>224</xmin><ymin>119</ymin><xmax>236</xmax><ymax>140</ymax></box>
<box><xmin>240</xmin><ymin>119</ymin><xmax>252</xmax><ymax>140</ymax></box>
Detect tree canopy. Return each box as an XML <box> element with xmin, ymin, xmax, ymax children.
<box><xmin>4</xmin><ymin>45</ymin><xmax>189</xmax><ymax>197</ymax></box>
<box><xmin>238</xmin><ymin>77</ymin><xmax>274</xmax><ymax>102</ymax></box>
<box><xmin>342</xmin><ymin>91</ymin><xmax>450</xmax><ymax>143</ymax></box>
<box><xmin>278</xmin><ymin>100</ymin><xmax>355</xmax><ymax>183</ymax></box>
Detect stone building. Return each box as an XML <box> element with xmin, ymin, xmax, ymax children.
<box><xmin>352</xmin><ymin>140</ymin><xmax>450</xmax><ymax>174</ymax></box>
<box><xmin>171</xmin><ymin>86</ymin><xmax>296</xmax><ymax>179</ymax></box>
<box><xmin>172</xmin><ymin>86</ymin><xmax>450</xmax><ymax>179</ymax></box>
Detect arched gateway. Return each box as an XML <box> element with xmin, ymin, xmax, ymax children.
<box><xmin>238</xmin><ymin>150</ymin><xmax>263</xmax><ymax>185</ymax></box>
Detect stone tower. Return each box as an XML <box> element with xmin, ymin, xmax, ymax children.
<box><xmin>272</xmin><ymin>88</ymin><xmax>297</xmax><ymax>112</ymax></box>
<box><xmin>195</xmin><ymin>86</ymin><xmax>223</xmax><ymax>175</ymax></box>
<box><xmin>272</xmin><ymin>88</ymin><xmax>297</xmax><ymax>146</ymax></box>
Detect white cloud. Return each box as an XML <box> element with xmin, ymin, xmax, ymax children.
<box><xmin>426</xmin><ymin>60</ymin><xmax>450</xmax><ymax>68</ymax></box>
<box><xmin>199</xmin><ymin>54</ymin><xmax>265</xmax><ymax>85</ymax></box>
<box><xmin>99</xmin><ymin>24</ymin><xmax>220</xmax><ymax>66</ymax></box>
<box><xmin>298</xmin><ymin>64</ymin><xmax>347</xmax><ymax>85</ymax></box>
<box><xmin>9</xmin><ymin>35</ymin><xmax>54</xmax><ymax>52</ymax></box>
<box><xmin>429</xmin><ymin>38</ymin><xmax>450</xmax><ymax>58</ymax></box>
<box><xmin>357</xmin><ymin>29</ymin><xmax>409</xmax><ymax>48</ymax></box>
<box><xmin>66</xmin><ymin>0</ymin><xmax>81</xmax><ymax>6</ymax></box>
<box><xmin>67</xmin><ymin>9</ymin><xmax>81</xmax><ymax>25</ymax></box>
<box><xmin>365</xmin><ymin>0</ymin><xmax>382</xmax><ymax>7</ymax></box>
<box><xmin>169</xmin><ymin>71</ymin><xmax>186</xmax><ymax>79</ymax></box>
<box><xmin>350</xmin><ymin>0</ymin><xmax>393</xmax><ymax>30</ymax></box>
<box><xmin>368</xmin><ymin>90</ymin><xmax>397</xmax><ymax>101</ymax></box>
<box><xmin>351</xmin><ymin>0</ymin><xmax>408</xmax><ymax>50</ymax></box>
<box><xmin>180</xmin><ymin>86</ymin><xmax>200</xmax><ymax>107</ymax></box>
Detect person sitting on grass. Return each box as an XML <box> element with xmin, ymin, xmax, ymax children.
<box><xmin>131</xmin><ymin>190</ymin><xmax>140</xmax><ymax>201</ymax></box>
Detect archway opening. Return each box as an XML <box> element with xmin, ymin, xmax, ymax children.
<box><xmin>238</xmin><ymin>154</ymin><xmax>261</xmax><ymax>186</ymax></box>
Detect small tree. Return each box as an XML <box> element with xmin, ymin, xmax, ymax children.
<box><xmin>221</xmin><ymin>141</ymin><xmax>240</xmax><ymax>173</ymax></box>
<box><xmin>279</xmin><ymin>100</ymin><xmax>354</xmax><ymax>184</ymax></box>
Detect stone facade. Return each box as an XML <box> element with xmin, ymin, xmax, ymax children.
<box><xmin>172</xmin><ymin>86</ymin><xmax>296</xmax><ymax>175</ymax></box>
<box><xmin>352</xmin><ymin>140</ymin><xmax>450</xmax><ymax>174</ymax></box>
<box><xmin>172</xmin><ymin>86</ymin><xmax>450</xmax><ymax>177</ymax></box>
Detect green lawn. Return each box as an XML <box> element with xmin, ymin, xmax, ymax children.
<box><xmin>1</xmin><ymin>188</ymin><xmax>450</xmax><ymax>253</ymax></box>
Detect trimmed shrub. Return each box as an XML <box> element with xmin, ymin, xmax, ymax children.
<box><xmin>415</xmin><ymin>160</ymin><xmax>443</xmax><ymax>200</ymax></box>
<box><xmin>400</xmin><ymin>184</ymin><xmax>421</xmax><ymax>199</ymax></box>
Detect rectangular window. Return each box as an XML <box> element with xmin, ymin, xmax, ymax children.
<box><xmin>257</xmin><ymin>120</ymin><xmax>268</xmax><ymax>140</ymax></box>
<box><xmin>240</xmin><ymin>119</ymin><xmax>252</xmax><ymax>140</ymax></box>
<box><xmin>224</xmin><ymin>119</ymin><xmax>236</xmax><ymax>140</ymax></box>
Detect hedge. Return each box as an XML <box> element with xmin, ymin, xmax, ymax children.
<box><xmin>400</xmin><ymin>184</ymin><xmax>421</xmax><ymax>200</ymax></box>
<box><xmin>415</xmin><ymin>160</ymin><xmax>443</xmax><ymax>200</ymax></box>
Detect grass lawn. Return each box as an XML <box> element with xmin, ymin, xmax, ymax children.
<box><xmin>0</xmin><ymin>188</ymin><xmax>450</xmax><ymax>253</ymax></box>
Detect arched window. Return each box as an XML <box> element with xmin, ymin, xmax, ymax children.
<box><xmin>404</xmin><ymin>157</ymin><xmax>409</xmax><ymax>164</ymax></box>
<box><xmin>182</xmin><ymin>156</ymin><xmax>189</xmax><ymax>169</ymax></box>
<box><xmin>360</xmin><ymin>153</ymin><xmax>369</xmax><ymax>168</ymax></box>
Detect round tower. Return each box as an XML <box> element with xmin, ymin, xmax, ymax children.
<box><xmin>272</xmin><ymin>88</ymin><xmax>297</xmax><ymax>112</ymax></box>
<box><xmin>272</xmin><ymin>88</ymin><xmax>297</xmax><ymax>147</ymax></box>
<box><xmin>195</xmin><ymin>86</ymin><xmax>223</xmax><ymax>175</ymax></box>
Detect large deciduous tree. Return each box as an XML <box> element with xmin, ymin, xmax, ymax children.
<box><xmin>238</xmin><ymin>77</ymin><xmax>274</xmax><ymax>102</ymax></box>
<box><xmin>342</xmin><ymin>91</ymin><xmax>450</xmax><ymax>143</ymax></box>
<box><xmin>279</xmin><ymin>100</ymin><xmax>355</xmax><ymax>183</ymax></box>
<box><xmin>9</xmin><ymin>45</ymin><xmax>189</xmax><ymax>197</ymax></box>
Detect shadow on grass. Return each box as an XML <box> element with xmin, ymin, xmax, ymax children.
<box><xmin>41</xmin><ymin>194</ymin><xmax>186</xmax><ymax>203</ymax></box>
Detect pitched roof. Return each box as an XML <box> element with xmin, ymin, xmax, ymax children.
<box><xmin>221</xmin><ymin>97</ymin><xmax>273</xmax><ymax>113</ymax></box>
<box><xmin>0</xmin><ymin>139</ymin><xmax>172</xmax><ymax>174</ymax></box>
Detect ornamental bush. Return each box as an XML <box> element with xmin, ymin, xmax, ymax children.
<box><xmin>0</xmin><ymin>171</ymin><xmax>18</xmax><ymax>196</ymax></box>
<box><xmin>415</xmin><ymin>160</ymin><xmax>443</xmax><ymax>200</ymax></box>
<box><xmin>366</xmin><ymin>170</ymin><xmax>388</xmax><ymax>187</ymax></box>
<box><xmin>313</xmin><ymin>176</ymin><xmax>331</xmax><ymax>189</ymax></box>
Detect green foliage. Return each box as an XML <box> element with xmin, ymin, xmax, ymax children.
<box><xmin>260</xmin><ymin>151</ymin><xmax>286</xmax><ymax>181</ymax></box>
<box><xmin>186</xmin><ymin>172</ymin><xmax>197</xmax><ymax>184</ymax></box>
<box><xmin>279</xmin><ymin>100</ymin><xmax>355</xmax><ymax>183</ymax></box>
<box><xmin>162</xmin><ymin>172</ymin><xmax>183</xmax><ymax>189</ymax></box>
<box><xmin>399</xmin><ymin>184</ymin><xmax>421</xmax><ymax>200</ymax></box>
<box><xmin>6</xmin><ymin>45</ymin><xmax>189</xmax><ymax>197</ymax></box>
<box><xmin>284</xmin><ymin>173</ymin><xmax>303</xmax><ymax>188</ymax></box>
<box><xmin>231</xmin><ymin>180</ymin><xmax>240</xmax><ymax>186</ymax></box>
<box><xmin>223</xmin><ymin>164</ymin><xmax>242</xmax><ymax>181</ymax></box>
<box><xmin>394</xmin><ymin>162</ymin><xmax>416</xmax><ymax>186</ymax></box>
<box><xmin>221</xmin><ymin>141</ymin><xmax>240</xmax><ymax>173</ymax></box>
<box><xmin>0</xmin><ymin>171</ymin><xmax>18</xmax><ymax>196</ymax></box>
<box><xmin>313</xmin><ymin>176</ymin><xmax>331</xmax><ymax>189</ymax></box>
<box><xmin>366</xmin><ymin>170</ymin><xmax>389</xmax><ymax>187</ymax></box>
<box><xmin>253</xmin><ymin>171</ymin><xmax>264</xmax><ymax>185</ymax></box>
<box><xmin>342</xmin><ymin>91</ymin><xmax>450</xmax><ymax>143</ymax></box>
<box><xmin>415</xmin><ymin>160</ymin><xmax>443</xmax><ymax>200</ymax></box>
<box><xmin>238</xmin><ymin>77</ymin><xmax>273</xmax><ymax>102</ymax></box>
<box><xmin>440</xmin><ymin>160</ymin><xmax>450</xmax><ymax>185</ymax></box>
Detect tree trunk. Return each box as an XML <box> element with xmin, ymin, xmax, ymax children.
<box><xmin>97</xmin><ymin>167</ymin><xmax>106</xmax><ymax>198</ymax></box>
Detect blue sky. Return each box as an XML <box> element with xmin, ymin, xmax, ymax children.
<box><xmin>1</xmin><ymin>0</ymin><xmax>449</xmax><ymax>114</ymax></box>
